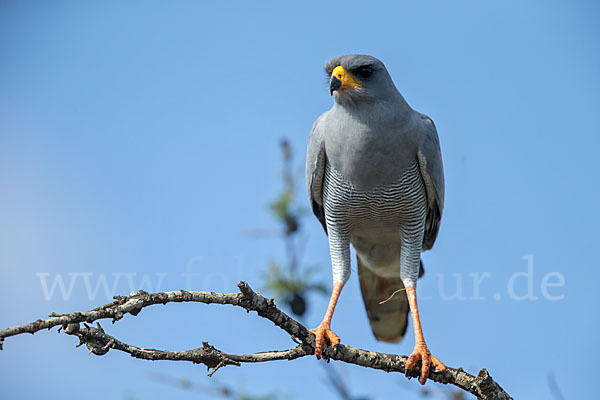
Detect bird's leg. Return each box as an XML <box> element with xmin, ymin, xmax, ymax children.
<box><xmin>405</xmin><ymin>286</ymin><xmax>446</xmax><ymax>384</ymax></box>
<box><xmin>310</xmin><ymin>281</ymin><xmax>344</xmax><ymax>359</ymax></box>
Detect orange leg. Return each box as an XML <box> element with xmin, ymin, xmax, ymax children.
<box><xmin>405</xmin><ymin>286</ymin><xmax>446</xmax><ymax>385</ymax></box>
<box><xmin>310</xmin><ymin>281</ymin><xmax>344</xmax><ymax>359</ymax></box>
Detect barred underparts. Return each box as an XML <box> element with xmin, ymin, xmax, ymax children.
<box><xmin>322</xmin><ymin>159</ymin><xmax>427</xmax><ymax>287</ymax></box>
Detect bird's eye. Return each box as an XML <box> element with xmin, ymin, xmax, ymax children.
<box><xmin>355</xmin><ymin>66</ymin><xmax>374</xmax><ymax>79</ymax></box>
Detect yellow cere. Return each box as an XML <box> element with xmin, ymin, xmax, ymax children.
<box><xmin>331</xmin><ymin>66</ymin><xmax>362</xmax><ymax>89</ymax></box>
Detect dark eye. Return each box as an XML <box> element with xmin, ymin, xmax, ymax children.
<box><xmin>355</xmin><ymin>66</ymin><xmax>374</xmax><ymax>79</ymax></box>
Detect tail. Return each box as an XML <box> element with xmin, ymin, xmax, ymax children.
<box><xmin>357</xmin><ymin>256</ymin><xmax>410</xmax><ymax>343</ymax></box>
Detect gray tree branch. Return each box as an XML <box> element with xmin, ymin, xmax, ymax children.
<box><xmin>0</xmin><ymin>281</ymin><xmax>512</xmax><ymax>400</ymax></box>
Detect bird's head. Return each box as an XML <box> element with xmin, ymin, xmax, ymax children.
<box><xmin>325</xmin><ymin>54</ymin><xmax>398</xmax><ymax>105</ymax></box>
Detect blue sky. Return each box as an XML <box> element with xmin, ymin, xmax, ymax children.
<box><xmin>1</xmin><ymin>1</ymin><xmax>599</xmax><ymax>399</ymax></box>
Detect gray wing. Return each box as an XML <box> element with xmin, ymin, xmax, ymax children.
<box><xmin>416</xmin><ymin>113</ymin><xmax>445</xmax><ymax>250</ymax></box>
<box><xmin>306</xmin><ymin>113</ymin><xmax>328</xmax><ymax>233</ymax></box>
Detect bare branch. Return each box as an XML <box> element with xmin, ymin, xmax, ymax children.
<box><xmin>0</xmin><ymin>281</ymin><xmax>512</xmax><ymax>400</ymax></box>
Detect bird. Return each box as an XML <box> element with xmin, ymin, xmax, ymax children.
<box><xmin>305</xmin><ymin>54</ymin><xmax>446</xmax><ymax>385</ymax></box>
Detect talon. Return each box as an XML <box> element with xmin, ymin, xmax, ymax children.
<box><xmin>310</xmin><ymin>323</ymin><xmax>340</xmax><ymax>359</ymax></box>
<box><xmin>430</xmin><ymin>354</ymin><xmax>446</xmax><ymax>372</ymax></box>
<box><xmin>405</xmin><ymin>343</ymin><xmax>446</xmax><ymax>385</ymax></box>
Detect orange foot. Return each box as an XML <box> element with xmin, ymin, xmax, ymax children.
<box><xmin>406</xmin><ymin>343</ymin><xmax>446</xmax><ymax>385</ymax></box>
<box><xmin>310</xmin><ymin>323</ymin><xmax>340</xmax><ymax>359</ymax></box>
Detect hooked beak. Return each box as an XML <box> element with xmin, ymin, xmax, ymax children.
<box><xmin>329</xmin><ymin>65</ymin><xmax>362</xmax><ymax>96</ymax></box>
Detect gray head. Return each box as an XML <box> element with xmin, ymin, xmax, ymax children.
<box><xmin>325</xmin><ymin>54</ymin><xmax>400</xmax><ymax>106</ymax></box>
